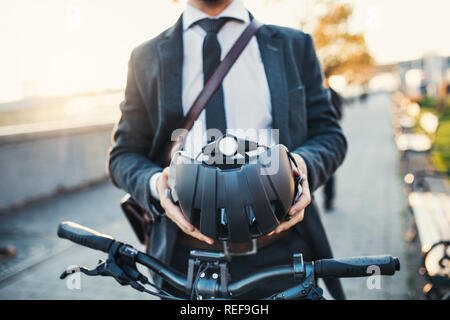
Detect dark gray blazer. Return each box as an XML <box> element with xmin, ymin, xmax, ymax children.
<box><xmin>108</xmin><ymin>15</ymin><xmax>347</xmax><ymax>299</ymax></box>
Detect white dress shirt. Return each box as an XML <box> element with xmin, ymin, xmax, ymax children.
<box><xmin>150</xmin><ymin>0</ymin><xmax>273</xmax><ymax>199</ymax></box>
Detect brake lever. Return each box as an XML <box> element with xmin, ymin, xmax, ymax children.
<box><xmin>59</xmin><ymin>259</ymin><xmax>107</xmax><ymax>279</ymax></box>
<box><xmin>59</xmin><ymin>242</ymin><xmax>149</xmax><ymax>292</ymax></box>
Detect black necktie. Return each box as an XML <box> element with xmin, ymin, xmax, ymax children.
<box><xmin>196</xmin><ymin>17</ymin><xmax>234</xmax><ymax>142</ymax></box>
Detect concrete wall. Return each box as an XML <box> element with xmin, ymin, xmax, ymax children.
<box><xmin>0</xmin><ymin>120</ymin><xmax>116</xmax><ymax>211</ymax></box>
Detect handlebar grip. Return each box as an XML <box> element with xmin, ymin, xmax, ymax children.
<box><xmin>314</xmin><ymin>255</ymin><xmax>400</xmax><ymax>278</ymax></box>
<box><xmin>57</xmin><ymin>221</ymin><xmax>115</xmax><ymax>253</ymax></box>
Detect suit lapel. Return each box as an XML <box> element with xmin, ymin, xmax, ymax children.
<box><xmin>157</xmin><ymin>16</ymin><xmax>185</xmax><ymax>133</ymax></box>
<box><xmin>256</xmin><ymin>26</ymin><xmax>290</xmax><ymax>148</ymax></box>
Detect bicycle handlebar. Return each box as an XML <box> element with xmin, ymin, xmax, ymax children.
<box><xmin>58</xmin><ymin>221</ymin><xmax>115</xmax><ymax>253</ymax></box>
<box><xmin>57</xmin><ymin>221</ymin><xmax>400</xmax><ymax>298</ymax></box>
<box><xmin>314</xmin><ymin>256</ymin><xmax>400</xmax><ymax>278</ymax></box>
<box><xmin>58</xmin><ymin>221</ymin><xmax>189</xmax><ymax>292</ymax></box>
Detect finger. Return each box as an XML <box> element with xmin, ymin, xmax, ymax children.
<box><xmin>161</xmin><ymin>197</ymin><xmax>195</xmax><ymax>233</ymax></box>
<box><xmin>274</xmin><ymin>212</ymin><xmax>303</xmax><ymax>234</ymax></box>
<box><xmin>163</xmin><ymin>203</ymin><xmax>214</xmax><ymax>244</ymax></box>
<box><xmin>291</xmin><ymin>163</ymin><xmax>300</xmax><ymax>176</ymax></box>
<box><xmin>161</xmin><ymin>196</ymin><xmax>214</xmax><ymax>245</ymax></box>
<box><xmin>289</xmin><ymin>180</ymin><xmax>311</xmax><ymax>215</ymax></box>
<box><xmin>289</xmin><ymin>193</ymin><xmax>310</xmax><ymax>215</ymax></box>
<box><xmin>156</xmin><ymin>175</ymin><xmax>170</xmax><ymax>199</ymax></box>
<box><xmin>292</xmin><ymin>154</ymin><xmax>307</xmax><ymax>174</ymax></box>
<box><xmin>185</xmin><ymin>227</ymin><xmax>215</xmax><ymax>245</ymax></box>
<box><xmin>162</xmin><ymin>166</ymin><xmax>170</xmax><ymax>177</ymax></box>
<box><xmin>274</xmin><ymin>209</ymin><xmax>305</xmax><ymax>234</ymax></box>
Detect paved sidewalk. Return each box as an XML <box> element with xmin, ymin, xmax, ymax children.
<box><xmin>0</xmin><ymin>92</ymin><xmax>408</xmax><ymax>300</ymax></box>
<box><xmin>317</xmin><ymin>92</ymin><xmax>408</xmax><ymax>299</ymax></box>
<box><xmin>0</xmin><ymin>183</ymin><xmax>153</xmax><ymax>299</ymax></box>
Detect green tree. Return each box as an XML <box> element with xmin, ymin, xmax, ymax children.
<box><xmin>310</xmin><ymin>1</ymin><xmax>374</xmax><ymax>84</ymax></box>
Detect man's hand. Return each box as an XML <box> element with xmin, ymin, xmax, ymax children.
<box><xmin>269</xmin><ymin>153</ymin><xmax>311</xmax><ymax>235</ymax></box>
<box><xmin>156</xmin><ymin>167</ymin><xmax>214</xmax><ymax>245</ymax></box>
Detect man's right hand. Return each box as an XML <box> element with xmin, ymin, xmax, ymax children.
<box><xmin>156</xmin><ymin>167</ymin><xmax>214</xmax><ymax>245</ymax></box>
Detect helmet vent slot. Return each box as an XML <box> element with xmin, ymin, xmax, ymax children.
<box><xmin>245</xmin><ymin>205</ymin><xmax>256</xmax><ymax>225</ymax></box>
<box><xmin>270</xmin><ymin>200</ymin><xmax>285</xmax><ymax>221</ymax></box>
<box><xmin>217</xmin><ymin>208</ymin><xmax>229</xmax><ymax>240</ymax></box>
<box><xmin>245</xmin><ymin>205</ymin><xmax>260</xmax><ymax>236</ymax></box>
<box><xmin>270</xmin><ymin>201</ymin><xmax>277</xmax><ymax>214</ymax></box>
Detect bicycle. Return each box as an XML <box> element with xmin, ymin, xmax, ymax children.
<box><xmin>57</xmin><ymin>221</ymin><xmax>400</xmax><ymax>300</ymax></box>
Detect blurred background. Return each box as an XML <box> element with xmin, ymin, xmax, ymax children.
<box><xmin>0</xmin><ymin>0</ymin><xmax>449</xmax><ymax>300</ymax></box>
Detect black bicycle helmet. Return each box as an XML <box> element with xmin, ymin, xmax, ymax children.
<box><xmin>168</xmin><ymin>135</ymin><xmax>303</xmax><ymax>243</ymax></box>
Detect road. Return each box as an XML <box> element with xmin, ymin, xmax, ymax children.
<box><xmin>0</xmin><ymin>92</ymin><xmax>408</xmax><ymax>300</ymax></box>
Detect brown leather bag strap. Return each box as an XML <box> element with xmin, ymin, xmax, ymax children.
<box><xmin>165</xmin><ymin>19</ymin><xmax>263</xmax><ymax>166</ymax></box>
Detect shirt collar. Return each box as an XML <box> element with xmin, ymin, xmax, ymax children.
<box><xmin>182</xmin><ymin>0</ymin><xmax>249</xmax><ymax>31</ymax></box>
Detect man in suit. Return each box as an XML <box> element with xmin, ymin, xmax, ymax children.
<box><xmin>108</xmin><ymin>0</ymin><xmax>347</xmax><ymax>299</ymax></box>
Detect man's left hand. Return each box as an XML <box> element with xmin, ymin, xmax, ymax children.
<box><xmin>269</xmin><ymin>153</ymin><xmax>311</xmax><ymax>235</ymax></box>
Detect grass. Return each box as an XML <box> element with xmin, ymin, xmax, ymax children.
<box><xmin>432</xmin><ymin>133</ymin><xmax>450</xmax><ymax>172</ymax></box>
<box><xmin>417</xmin><ymin>97</ymin><xmax>450</xmax><ymax>174</ymax></box>
<box><xmin>431</xmin><ymin>113</ymin><xmax>450</xmax><ymax>173</ymax></box>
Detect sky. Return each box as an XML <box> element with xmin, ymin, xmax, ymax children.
<box><xmin>0</xmin><ymin>0</ymin><xmax>449</xmax><ymax>103</ymax></box>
